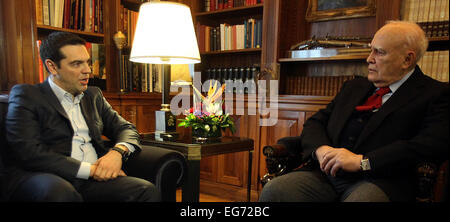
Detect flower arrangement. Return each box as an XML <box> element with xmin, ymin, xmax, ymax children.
<box><xmin>178</xmin><ymin>81</ymin><xmax>236</xmax><ymax>139</ymax></box>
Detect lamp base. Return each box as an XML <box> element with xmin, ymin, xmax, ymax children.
<box><xmin>155</xmin><ymin>104</ymin><xmax>176</xmax><ymax>131</ymax></box>
<box><xmin>154</xmin><ymin>131</ymin><xmax>179</xmax><ymax>142</ymax></box>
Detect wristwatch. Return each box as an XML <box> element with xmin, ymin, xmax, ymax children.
<box><xmin>111</xmin><ymin>146</ymin><xmax>130</xmax><ymax>162</ymax></box>
<box><xmin>360</xmin><ymin>157</ymin><xmax>371</xmax><ymax>171</ymax></box>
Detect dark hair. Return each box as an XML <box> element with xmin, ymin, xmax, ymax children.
<box><xmin>40</xmin><ymin>32</ymin><xmax>86</xmax><ymax>71</ymax></box>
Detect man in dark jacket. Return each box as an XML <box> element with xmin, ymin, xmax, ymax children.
<box><xmin>259</xmin><ymin>21</ymin><xmax>448</xmax><ymax>202</ymax></box>
<box><xmin>3</xmin><ymin>32</ymin><xmax>160</xmax><ymax>201</ymax></box>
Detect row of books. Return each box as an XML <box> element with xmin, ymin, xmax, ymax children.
<box><xmin>401</xmin><ymin>0</ymin><xmax>449</xmax><ymax>37</ymax></box>
<box><xmin>118</xmin><ymin>4</ymin><xmax>139</xmax><ymax>48</ymax></box>
<box><xmin>418</xmin><ymin>50</ymin><xmax>449</xmax><ymax>83</ymax></box>
<box><xmin>35</xmin><ymin>0</ymin><xmax>103</xmax><ymax>33</ymax></box>
<box><xmin>36</xmin><ymin>40</ymin><xmax>106</xmax><ymax>83</ymax></box>
<box><xmin>196</xmin><ymin>18</ymin><xmax>263</xmax><ymax>52</ymax></box>
<box><xmin>204</xmin><ymin>0</ymin><xmax>264</xmax><ymax>12</ymax></box>
<box><xmin>204</xmin><ymin>66</ymin><xmax>259</xmax><ymax>94</ymax></box>
<box><xmin>285</xmin><ymin>75</ymin><xmax>357</xmax><ymax>96</ymax></box>
<box><xmin>120</xmin><ymin>55</ymin><xmax>162</xmax><ymax>93</ymax></box>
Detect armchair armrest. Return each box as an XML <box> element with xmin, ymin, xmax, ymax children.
<box><xmin>260</xmin><ymin>136</ymin><xmax>305</xmax><ymax>186</ymax></box>
<box><xmin>124</xmin><ymin>145</ymin><xmax>187</xmax><ymax>202</ymax></box>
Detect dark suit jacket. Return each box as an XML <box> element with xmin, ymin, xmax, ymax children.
<box><xmin>300</xmin><ymin>66</ymin><xmax>449</xmax><ymax>201</ymax></box>
<box><xmin>3</xmin><ymin>80</ymin><xmax>141</xmax><ymax>199</ymax></box>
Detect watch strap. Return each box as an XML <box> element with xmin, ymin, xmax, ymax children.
<box><xmin>111</xmin><ymin>147</ymin><xmax>129</xmax><ymax>162</ymax></box>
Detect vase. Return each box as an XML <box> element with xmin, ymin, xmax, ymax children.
<box><xmin>192</xmin><ymin>127</ymin><xmax>222</xmax><ymax>143</ymax></box>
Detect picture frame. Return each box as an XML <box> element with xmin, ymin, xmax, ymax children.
<box><xmin>306</xmin><ymin>0</ymin><xmax>376</xmax><ymax>22</ymax></box>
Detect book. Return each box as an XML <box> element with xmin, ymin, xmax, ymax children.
<box><xmin>402</xmin><ymin>0</ymin><xmax>449</xmax><ymax>37</ymax></box>
<box><xmin>42</xmin><ymin>0</ymin><xmax>50</xmax><ymax>26</ymax></box>
<box><xmin>36</xmin><ymin>0</ymin><xmax>44</xmax><ymax>25</ymax></box>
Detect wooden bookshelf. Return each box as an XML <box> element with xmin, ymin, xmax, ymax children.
<box><xmin>401</xmin><ymin>0</ymin><xmax>449</xmax><ymax>82</ymax></box>
<box><xmin>188</xmin><ymin>1</ymin><xmax>264</xmax><ymax>77</ymax></box>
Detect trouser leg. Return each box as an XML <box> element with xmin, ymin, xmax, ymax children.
<box><xmin>259</xmin><ymin>169</ymin><xmax>338</xmax><ymax>202</ymax></box>
<box><xmin>76</xmin><ymin>176</ymin><xmax>161</xmax><ymax>202</ymax></box>
<box><xmin>340</xmin><ymin>180</ymin><xmax>390</xmax><ymax>202</ymax></box>
<box><xmin>10</xmin><ymin>173</ymin><xmax>82</xmax><ymax>202</ymax></box>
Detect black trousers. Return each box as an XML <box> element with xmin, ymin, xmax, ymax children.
<box><xmin>9</xmin><ymin>173</ymin><xmax>161</xmax><ymax>202</ymax></box>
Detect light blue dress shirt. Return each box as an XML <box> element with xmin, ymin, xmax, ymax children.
<box><xmin>48</xmin><ymin>77</ymin><xmax>134</xmax><ymax>179</ymax></box>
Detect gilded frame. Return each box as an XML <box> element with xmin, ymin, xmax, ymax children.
<box><xmin>306</xmin><ymin>0</ymin><xmax>376</xmax><ymax>22</ymax></box>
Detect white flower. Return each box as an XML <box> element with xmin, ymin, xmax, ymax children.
<box><xmin>204</xmin><ymin>125</ymin><xmax>210</xmax><ymax>132</ymax></box>
<box><xmin>205</xmin><ymin>101</ymin><xmax>223</xmax><ymax>115</ymax></box>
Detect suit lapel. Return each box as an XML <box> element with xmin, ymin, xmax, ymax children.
<box><xmin>354</xmin><ymin>69</ymin><xmax>425</xmax><ymax>149</ymax></box>
<box><xmin>80</xmin><ymin>91</ymin><xmax>98</xmax><ymax>139</ymax></box>
<box><xmin>332</xmin><ymin>80</ymin><xmax>374</xmax><ymax>145</ymax></box>
<box><xmin>39</xmin><ymin>80</ymin><xmax>70</xmax><ymax>120</ymax></box>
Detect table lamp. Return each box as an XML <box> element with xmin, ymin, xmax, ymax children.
<box><xmin>130</xmin><ymin>0</ymin><xmax>201</xmax><ymax>139</ymax></box>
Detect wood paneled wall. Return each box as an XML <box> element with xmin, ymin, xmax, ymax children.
<box><xmin>199</xmin><ymin>95</ymin><xmax>332</xmax><ymax>201</ymax></box>
<box><xmin>0</xmin><ymin>0</ymin><xmax>39</xmax><ymax>92</ymax></box>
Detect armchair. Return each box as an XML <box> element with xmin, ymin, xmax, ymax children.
<box><xmin>261</xmin><ymin>136</ymin><xmax>449</xmax><ymax>202</ymax></box>
<box><xmin>0</xmin><ymin>94</ymin><xmax>186</xmax><ymax>202</ymax></box>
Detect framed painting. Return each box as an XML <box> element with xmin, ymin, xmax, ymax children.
<box><xmin>306</xmin><ymin>0</ymin><xmax>376</xmax><ymax>22</ymax></box>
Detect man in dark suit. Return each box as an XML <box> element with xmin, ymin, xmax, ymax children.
<box><xmin>259</xmin><ymin>21</ymin><xmax>448</xmax><ymax>202</ymax></box>
<box><xmin>3</xmin><ymin>32</ymin><xmax>160</xmax><ymax>201</ymax></box>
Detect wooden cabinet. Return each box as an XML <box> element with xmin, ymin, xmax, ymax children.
<box><xmin>104</xmin><ymin>92</ymin><xmax>162</xmax><ymax>134</ymax></box>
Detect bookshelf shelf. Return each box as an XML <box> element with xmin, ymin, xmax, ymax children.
<box><xmin>120</xmin><ymin>0</ymin><xmax>143</xmax><ymax>12</ymax></box>
<box><xmin>36</xmin><ymin>25</ymin><xmax>104</xmax><ymax>42</ymax></box>
<box><xmin>195</xmin><ymin>3</ymin><xmax>263</xmax><ymax>17</ymax></box>
<box><xmin>429</xmin><ymin>36</ymin><xmax>449</xmax><ymax>42</ymax></box>
<box><xmin>201</xmin><ymin>48</ymin><xmax>262</xmax><ymax>55</ymax></box>
<box><xmin>428</xmin><ymin>36</ymin><xmax>449</xmax><ymax>51</ymax></box>
<box><xmin>278</xmin><ymin>53</ymin><xmax>370</xmax><ymax>62</ymax></box>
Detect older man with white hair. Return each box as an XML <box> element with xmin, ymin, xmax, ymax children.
<box><xmin>259</xmin><ymin>21</ymin><xmax>448</xmax><ymax>202</ymax></box>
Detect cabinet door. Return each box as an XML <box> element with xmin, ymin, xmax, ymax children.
<box><xmin>258</xmin><ymin>97</ymin><xmax>330</xmax><ymax>185</ymax></box>
<box><xmin>199</xmin><ymin>114</ymin><xmax>246</xmax><ymax>186</ymax></box>
<box><xmin>199</xmin><ymin>111</ymin><xmax>259</xmax><ymax>188</ymax></box>
<box><xmin>216</xmin><ymin>114</ymin><xmax>246</xmax><ymax>187</ymax></box>
<box><xmin>200</xmin><ymin>156</ymin><xmax>217</xmax><ymax>181</ymax></box>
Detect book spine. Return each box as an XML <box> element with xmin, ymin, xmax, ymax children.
<box><xmin>43</xmin><ymin>0</ymin><xmax>50</xmax><ymax>26</ymax></box>
<box><xmin>35</xmin><ymin>0</ymin><xmax>43</xmax><ymax>25</ymax></box>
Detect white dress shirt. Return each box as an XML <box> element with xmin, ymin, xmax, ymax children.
<box><xmin>48</xmin><ymin>77</ymin><xmax>134</xmax><ymax>179</ymax></box>
<box><xmin>381</xmin><ymin>68</ymin><xmax>415</xmax><ymax>105</ymax></box>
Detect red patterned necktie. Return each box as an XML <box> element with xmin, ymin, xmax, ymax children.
<box><xmin>355</xmin><ymin>87</ymin><xmax>391</xmax><ymax>112</ymax></box>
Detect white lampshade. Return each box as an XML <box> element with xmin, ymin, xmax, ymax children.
<box><xmin>130</xmin><ymin>1</ymin><xmax>201</xmax><ymax>64</ymax></box>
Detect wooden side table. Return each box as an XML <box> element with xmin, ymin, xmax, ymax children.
<box><xmin>141</xmin><ymin>134</ymin><xmax>254</xmax><ymax>202</ymax></box>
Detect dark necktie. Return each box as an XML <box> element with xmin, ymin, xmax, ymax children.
<box><xmin>355</xmin><ymin>87</ymin><xmax>391</xmax><ymax>112</ymax></box>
